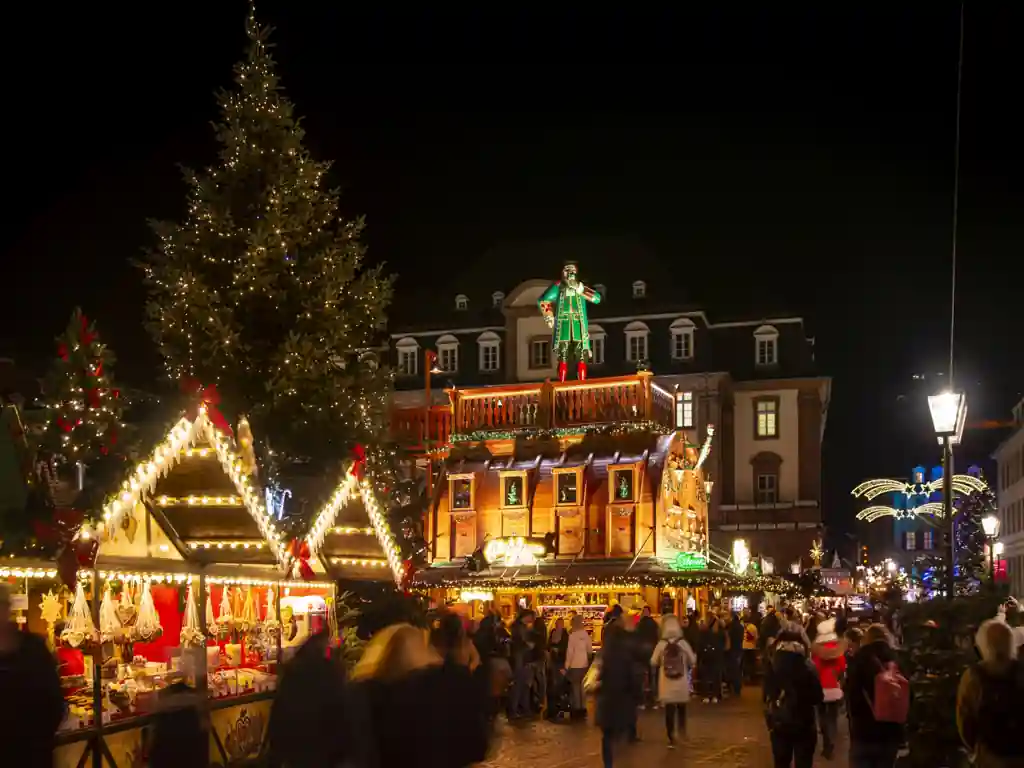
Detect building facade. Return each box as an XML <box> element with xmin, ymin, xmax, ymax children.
<box><xmin>995</xmin><ymin>399</ymin><xmax>1024</xmax><ymax>597</ymax></box>
<box><xmin>388</xmin><ymin>277</ymin><xmax>831</xmax><ymax>570</ymax></box>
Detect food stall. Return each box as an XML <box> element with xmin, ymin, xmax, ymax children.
<box><xmin>1</xmin><ymin>408</ymin><xmax>340</xmax><ymax>768</ymax></box>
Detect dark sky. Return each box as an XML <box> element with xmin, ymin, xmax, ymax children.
<box><xmin>4</xmin><ymin>4</ymin><xmax>1022</xmax><ymax>544</ymax></box>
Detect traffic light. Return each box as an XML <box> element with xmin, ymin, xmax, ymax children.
<box><xmin>860</xmin><ymin>545</ymin><xmax>869</xmax><ymax>566</ymax></box>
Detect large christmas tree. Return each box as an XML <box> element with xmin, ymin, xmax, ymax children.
<box><xmin>139</xmin><ymin>7</ymin><xmax>393</xmax><ymax>489</ymax></box>
<box><xmin>954</xmin><ymin>477</ymin><xmax>995</xmax><ymax>594</ymax></box>
<box><xmin>38</xmin><ymin>308</ymin><xmax>124</xmax><ymax>473</ymax></box>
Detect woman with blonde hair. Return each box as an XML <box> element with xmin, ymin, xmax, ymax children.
<box><xmin>957</xmin><ymin>619</ymin><xmax>1024</xmax><ymax>767</ymax></box>
<box><xmin>351</xmin><ymin>623</ymin><xmax>491</xmax><ymax>766</ymax></box>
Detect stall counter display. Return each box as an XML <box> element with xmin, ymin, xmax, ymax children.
<box><xmin>538</xmin><ymin>603</ymin><xmax>608</xmax><ymax>645</ymax></box>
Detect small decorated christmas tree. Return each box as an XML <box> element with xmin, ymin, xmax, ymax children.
<box><xmin>38</xmin><ymin>309</ymin><xmax>124</xmax><ymax>475</ymax></box>
<box><xmin>954</xmin><ymin>479</ymin><xmax>994</xmax><ymax>594</ymax></box>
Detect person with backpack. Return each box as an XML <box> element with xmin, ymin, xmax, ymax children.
<box><xmin>650</xmin><ymin>614</ymin><xmax>697</xmax><ymax>747</ymax></box>
<box><xmin>845</xmin><ymin>624</ymin><xmax>908</xmax><ymax>768</ymax></box>
<box><xmin>957</xmin><ymin>618</ymin><xmax>1024</xmax><ymax>767</ymax></box>
<box><xmin>762</xmin><ymin>628</ymin><xmax>824</xmax><ymax>768</ymax></box>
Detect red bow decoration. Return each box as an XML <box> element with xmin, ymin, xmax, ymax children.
<box><xmin>350</xmin><ymin>444</ymin><xmax>366</xmax><ymax>482</ymax></box>
<box><xmin>31</xmin><ymin>509</ymin><xmax>90</xmax><ymax>589</ymax></box>
<box><xmin>181</xmin><ymin>378</ymin><xmax>234</xmax><ymax>437</ymax></box>
<box><xmin>80</xmin><ymin>314</ymin><xmax>97</xmax><ymax>347</ymax></box>
<box><xmin>57</xmin><ymin>342</ymin><xmax>69</xmax><ymax>361</ymax></box>
<box><xmin>288</xmin><ymin>538</ymin><xmax>314</xmax><ymax>581</ymax></box>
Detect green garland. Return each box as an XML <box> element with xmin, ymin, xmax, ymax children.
<box><xmin>450</xmin><ymin>420</ymin><xmax>673</xmax><ymax>444</ymax></box>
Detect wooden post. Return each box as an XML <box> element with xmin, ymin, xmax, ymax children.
<box><xmin>637</xmin><ymin>371</ymin><xmax>653</xmax><ymax>421</ymax></box>
<box><xmin>90</xmin><ymin>569</ymin><xmax>103</xmax><ymax>768</ymax></box>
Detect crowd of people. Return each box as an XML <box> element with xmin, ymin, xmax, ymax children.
<box><xmin>3</xmin><ymin>581</ymin><xmax>1024</xmax><ymax>767</ymax></box>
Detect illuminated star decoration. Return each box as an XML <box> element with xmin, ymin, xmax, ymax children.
<box><xmin>852</xmin><ymin>468</ymin><xmax>988</xmax><ymax>523</ymax></box>
<box><xmin>810</xmin><ymin>540</ymin><xmax>824</xmax><ymax>567</ymax></box>
<box><xmin>40</xmin><ymin>590</ymin><xmax>62</xmax><ymax>626</ymax></box>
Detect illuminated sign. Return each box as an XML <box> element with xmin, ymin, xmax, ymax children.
<box><xmin>460</xmin><ymin>590</ymin><xmax>494</xmax><ymax>602</ymax></box>
<box><xmin>732</xmin><ymin>539</ymin><xmax>750</xmax><ymax>575</ymax></box>
<box><xmin>483</xmin><ymin>536</ymin><xmax>549</xmax><ymax>567</ymax></box>
<box><xmin>670</xmin><ymin>552</ymin><xmax>707</xmax><ymax>571</ymax></box>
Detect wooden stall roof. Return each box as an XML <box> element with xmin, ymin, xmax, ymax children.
<box><xmin>316</xmin><ymin>494</ymin><xmax>392</xmax><ymax>581</ymax></box>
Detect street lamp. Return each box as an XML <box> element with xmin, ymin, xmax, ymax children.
<box><xmin>982</xmin><ymin>514</ymin><xmax>1000</xmax><ymax>583</ymax></box>
<box><xmin>928</xmin><ymin>391</ymin><xmax>967</xmax><ymax>598</ymax></box>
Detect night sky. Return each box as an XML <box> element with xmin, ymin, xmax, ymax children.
<box><xmin>4</xmin><ymin>4</ymin><xmax>1022</xmax><ymax>547</ymax></box>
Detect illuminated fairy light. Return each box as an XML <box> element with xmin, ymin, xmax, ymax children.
<box><xmin>360</xmin><ymin>479</ymin><xmax>404</xmax><ymax>586</ymax></box>
<box><xmin>156</xmin><ymin>495</ymin><xmax>242</xmax><ymax>507</ymax></box>
<box><xmin>305</xmin><ymin>473</ymin><xmax>359</xmax><ymax>556</ymax></box>
<box><xmin>330</xmin><ymin>557</ymin><xmax>387</xmax><ymax>568</ymax></box>
<box><xmin>851</xmin><ymin>479</ymin><xmax>907</xmax><ymax>501</ymax></box>
<box><xmin>853</xmin><ymin>473</ymin><xmax>989</xmax><ymax>523</ymax></box>
<box><xmin>100</xmin><ymin>408</ymin><xmax>288</xmax><ymax>568</ymax></box>
<box><xmin>333</xmin><ymin>527</ymin><xmax>374</xmax><ymax>535</ymax></box>
<box><xmin>0</xmin><ymin>568</ymin><xmax>60</xmax><ymax>580</ymax></box>
<box><xmin>187</xmin><ymin>540</ymin><xmax>265</xmax><ymax>550</ymax></box>
<box><xmin>96</xmin><ymin>570</ymin><xmax>332</xmax><ymax>588</ymax></box>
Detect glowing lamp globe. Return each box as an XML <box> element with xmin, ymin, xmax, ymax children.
<box><xmin>928</xmin><ymin>391</ymin><xmax>967</xmax><ymax>445</ymax></box>
<box><xmin>982</xmin><ymin>515</ymin><xmax>1000</xmax><ymax>538</ymax></box>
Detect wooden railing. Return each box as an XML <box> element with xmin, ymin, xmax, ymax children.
<box><xmin>389</xmin><ymin>405</ymin><xmax>452</xmax><ymax>451</ymax></box>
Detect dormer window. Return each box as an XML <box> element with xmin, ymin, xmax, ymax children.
<box><xmin>455</xmin><ymin>294</ymin><xmax>468</xmax><ymax>311</ymax></box>
<box><xmin>632</xmin><ymin>280</ymin><xmax>646</xmax><ymax>299</ymax></box>
<box><xmin>491</xmin><ymin>291</ymin><xmax>505</xmax><ymax>308</ymax></box>
<box><xmin>436</xmin><ymin>334</ymin><xmax>459</xmax><ymax>372</ymax></box>
<box><xmin>753</xmin><ymin>324</ymin><xmax>779</xmax><ymax>366</ymax></box>
<box><xmin>670</xmin><ymin>318</ymin><xmax>696</xmax><ymax>361</ymax></box>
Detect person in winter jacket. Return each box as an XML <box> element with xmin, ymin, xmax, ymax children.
<box><xmin>701</xmin><ymin>614</ymin><xmax>726</xmax><ymax>703</ymax></box>
<box><xmin>845</xmin><ymin>624</ymin><xmax>904</xmax><ymax>768</ymax></box>
<box><xmin>596</xmin><ymin>620</ymin><xmax>642</xmax><ymax>768</ymax></box>
<box><xmin>763</xmin><ymin>630</ymin><xmax>824</xmax><ymax>768</ymax></box>
<box><xmin>564</xmin><ymin>614</ymin><xmax>593</xmax><ymax>720</ymax></box>
<box><xmin>760</xmin><ymin>606</ymin><xmax>782</xmax><ymax>651</ymax></box>
<box><xmin>957</xmin><ymin>619</ymin><xmax>1024</xmax><ymax>768</ymax></box>
<box><xmin>742</xmin><ymin>615</ymin><xmax>760</xmax><ymax>682</ymax></box>
<box><xmin>650</xmin><ymin>614</ymin><xmax>697</xmax><ymax>747</ymax></box>
<box><xmin>810</xmin><ymin>618</ymin><xmax>847</xmax><ymax>760</ymax></box>
<box><xmin>635</xmin><ymin>606</ymin><xmax>660</xmax><ymax>706</ymax></box>
<box><xmin>726</xmin><ymin>612</ymin><xmax>745</xmax><ymax>695</ymax></box>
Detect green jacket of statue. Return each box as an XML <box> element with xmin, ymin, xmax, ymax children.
<box><xmin>537</xmin><ymin>281</ymin><xmax>601</xmax><ymax>351</ymax></box>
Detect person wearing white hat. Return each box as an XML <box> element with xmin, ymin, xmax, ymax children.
<box><xmin>810</xmin><ymin>617</ymin><xmax>847</xmax><ymax>760</ymax></box>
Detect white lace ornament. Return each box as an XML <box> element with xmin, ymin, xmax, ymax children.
<box><xmin>61</xmin><ymin>581</ymin><xmax>98</xmax><ymax>648</ymax></box>
<box><xmin>238</xmin><ymin>587</ymin><xmax>257</xmax><ymax>632</ymax></box>
<box><xmin>217</xmin><ymin>586</ymin><xmax>234</xmax><ymax>629</ymax></box>
<box><xmin>263</xmin><ymin>587</ymin><xmax>280</xmax><ymax>635</ymax></box>
<box><xmin>205</xmin><ymin>584</ymin><xmax>219</xmax><ymax>637</ymax></box>
<box><xmin>99</xmin><ymin>585</ymin><xmax>122</xmax><ymax>643</ymax></box>
<box><xmin>135</xmin><ymin>581</ymin><xmax>163</xmax><ymax>642</ymax></box>
<box><xmin>180</xmin><ymin>584</ymin><xmax>204</xmax><ymax>647</ymax></box>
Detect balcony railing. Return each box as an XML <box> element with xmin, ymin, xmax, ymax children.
<box><xmin>389</xmin><ymin>405</ymin><xmax>452</xmax><ymax>451</ymax></box>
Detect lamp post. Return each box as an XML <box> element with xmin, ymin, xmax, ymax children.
<box><xmin>422</xmin><ymin>350</ymin><xmax>444</xmax><ymax>498</ymax></box>
<box><xmin>981</xmin><ymin>514</ymin><xmax>1000</xmax><ymax>583</ymax></box>
<box><xmin>993</xmin><ymin>541</ymin><xmax>1004</xmax><ymax>583</ymax></box>
<box><xmin>928</xmin><ymin>391</ymin><xmax>967</xmax><ymax>598</ymax></box>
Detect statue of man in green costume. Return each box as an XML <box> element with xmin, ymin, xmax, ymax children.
<box><xmin>537</xmin><ymin>262</ymin><xmax>602</xmax><ymax>381</ymax></box>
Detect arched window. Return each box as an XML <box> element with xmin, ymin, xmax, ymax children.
<box><xmin>587</xmin><ymin>324</ymin><xmax>606</xmax><ymax>365</ymax></box>
<box><xmin>477</xmin><ymin>331</ymin><xmax>501</xmax><ymax>372</ymax></box>
<box><xmin>436</xmin><ymin>334</ymin><xmax>459</xmax><ymax>372</ymax></box>
<box><xmin>623</xmin><ymin>320</ymin><xmax>650</xmax><ymax>363</ymax></box>
<box><xmin>455</xmin><ymin>294</ymin><xmax>469</xmax><ymax>311</ymax></box>
<box><xmin>669</xmin><ymin>318</ymin><xmax>696</xmax><ymax>361</ymax></box>
<box><xmin>753</xmin><ymin>324</ymin><xmax>779</xmax><ymax>366</ymax></box>
<box><xmin>632</xmin><ymin>280</ymin><xmax>646</xmax><ymax>299</ymax></box>
<box><xmin>394</xmin><ymin>337</ymin><xmax>420</xmax><ymax>377</ymax></box>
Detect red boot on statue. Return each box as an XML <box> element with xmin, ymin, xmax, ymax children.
<box><xmin>558</xmin><ymin>361</ymin><xmax>568</xmax><ymax>382</ymax></box>
<box><xmin>577</xmin><ymin>361</ymin><xmax>587</xmax><ymax>381</ymax></box>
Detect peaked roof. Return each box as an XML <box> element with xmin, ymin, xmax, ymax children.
<box><xmin>100</xmin><ymin>408</ymin><xmax>288</xmax><ymax>569</ymax></box>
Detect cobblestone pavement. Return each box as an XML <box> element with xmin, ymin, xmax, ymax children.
<box><xmin>482</xmin><ymin>690</ymin><xmax>850</xmax><ymax>768</ymax></box>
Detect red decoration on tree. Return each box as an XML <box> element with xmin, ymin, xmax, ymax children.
<box><xmin>56</xmin><ymin>545</ymin><xmax>79</xmax><ymax>590</ymax></box>
<box><xmin>79</xmin><ymin>313</ymin><xmax>97</xmax><ymax>346</ymax></box>
<box><xmin>181</xmin><ymin>378</ymin><xmax>234</xmax><ymax>436</ymax></box>
<box><xmin>57</xmin><ymin>342</ymin><xmax>69</xmax><ymax>361</ymax></box>
<box><xmin>350</xmin><ymin>444</ymin><xmax>366</xmax><ymax>482</ymax></box>
<box><xmin>287</xmin><ymin>539</ymin><xmax>314</xmax><ymax>581</ymax></box>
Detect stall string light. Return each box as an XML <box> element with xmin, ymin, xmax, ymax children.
<box><xmin>188</xmin><ymin>541</ymin><xmax>265</xmax><ymax>550</ymax></box>
<box><xmin>100</xmin><ymin>407</ymin><xmax>288</xmax><ymax>569</ymax></box>
<box><xmin>155</xmin><ymin>495</ymin><xmax>242</xmax><ymax>507</ymax></box>
<box><xmin>96</xmin><ymin>570</ymin><xmax>333</xmax><ymax>589</ymax></box>
<box><xmin>0</xmin><ymin>568</ymin><xmax>61</xmax><ymax>580</ymax></box>
<box><xmin>330</xmin><ymin>557</ymin><xmax>387</xmax><ymax>568</ymax></box>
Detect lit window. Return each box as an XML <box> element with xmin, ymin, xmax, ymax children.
<box><xmin>754</xmin><ymin>325</ymin><xmax>779</xmax><ymax>366</ymax></box>
<box><xmin>455</xmin><ymin>294</ymin><xmax>468</xmax><ymax>311</ymax></box>
<box><xmin>530</xmin><ymin>339</ymin><xmax>550</xmax><ymax>369</ymax></box>
<box><xmin>906</xmin><ymin>531</ymin><xmax>917</xmax><ymax>551</ymax></box>
<box><xmin>756</xmin><ymin>474</ymin><xmax>777</xmax><ymax>504</ymax></box>
<box><xmin>588</xmin><ymin>325</ymin><xmax>606</xmax><ymax>365</ymax></box>
<box><xmin>436</xmin><ymin>334</ymin><xmax>458</xmax><ymax>372</ymax></box>
<box><xmin>670</xmin><ymin>318</ymin><xmax>695</xmax><ymax>361</ymax></box>
<box><xmin>676</xmin><ymin>392</ymin><xmax>694</xmax><ymax>429</ymax></box>
<box><xmin>624</xmin><ymin>321</ymin><xmax>649</xmax><ymax>363</ymax></box>
<box><xmin>477</xmin><ymin>331</ymin><xmax>500</xmax><ymax>372</ymax></box>
<box><xmin>450</xmin><ymin>476</ymin><xmax>474</xmax><ymax>511</ymax></box>
<box><xmin>755</xmin><ymin>399</ymin><xmax>778</xmax><ymax>438</ymax></box>
<box><xmin>923</xmin><ymin>529</ymin><xmax>934</xmax><ymax>550</ymax></box>
<box><xmin>632</xmin><ymin>280</ymin><xmax>646</xmax><ymax>298</ymax></box>
<box><xmin>395</xmin><ymin>337</ymin><xmax>419</xmax><ymax>377</ymax></box>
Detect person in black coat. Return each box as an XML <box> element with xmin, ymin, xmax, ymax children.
<box><xmin>760</xmin><ymin>606</ymin><xmax>782</xmax><ymax>651</ymax></box>
<box><xmin>596</xmin><ymin>621</ymin><xmax>642</xmax><ymax>768</ymax></box>
<box><xmin>845</xmin><ymin>625</ymin><xmax>905</xmax><ymax>767</ymax></box>
<box><xmin>763</xmin><ymin>631</ymin><xmax>824</xmax><ymax>768</ymax></box>
<box><xmin>635</xmin><ymin>607</ymin><xmax>660</xmax><ymax>706</ymax></box>
<box><xmin>701</xmin><ymin>614</ymin><xmax>726</xmax><ymax>703</ymax></box>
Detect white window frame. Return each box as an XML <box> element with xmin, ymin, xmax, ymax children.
<box><xmin>754</xmin><ymin>325</ymin><xmax>779</xmax><ymax>366</ymax></box>
<box><xmin>588</xmin><ymin>325</ymin><xmax>606</xmax><ymax>365</ymax></box>
<box><xmin>530</xmin><ymin>339</ymin><xmax>551</xmax><ymax>369</ymax></box>
<box><xmin>624</xmin><ymin>321</ymin><xmax>649</xmax><ymax>363</ymax></box>
<box><xmin>756</xmin><ymin>398</ymin><xmax>778</xmax><ymax>438</ymax></box>
<box><xmin>436</xmin><ymin>334</ymin><xmax>459</xmax><ymax>373</ymax></box>
<box><xmin>477</xmin><ymin>331</ymin><xmax>500</xmax><ymax>372</ymax></box>
<box><xmin>669</xmin><ymin>318</ymin><xmax>695</xmax><ymax>361</ymax></box>
<box><xmin>632</xmin><ymin>280</ymin><xmax>646</xmax><ymax>299</ymax></box>
<box><xmin>491</xmin><ymin>291</ymin><xmax>505</xmax><ymax>308</ymax></box>
<box><xmin>922</xmin><ymin>529</ymin><xmax>934</xmax><ymax>550</ymax></box>
<box><xmin>756</xmin><ymin>473</ymin><xmax>778</xmax><ymax>505</ymax></box>
<box><xmin>675</xmin><ymin>391</ymin><xmax>694</xmax><ymax>429</ymax></box>
<box><xmin>905</xmin><ymin>531</ymin><xmax>917</xmax><ymax>551</ymax></box>
<box><xmin>455</xmin><ymin>294</ymin><xmax>469</xmax><ymax>311</ymax></box>
<box><xmin>395</xmin><ymin>337</ymin><xmax>420</xmax><ymax>377</ymax></box>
